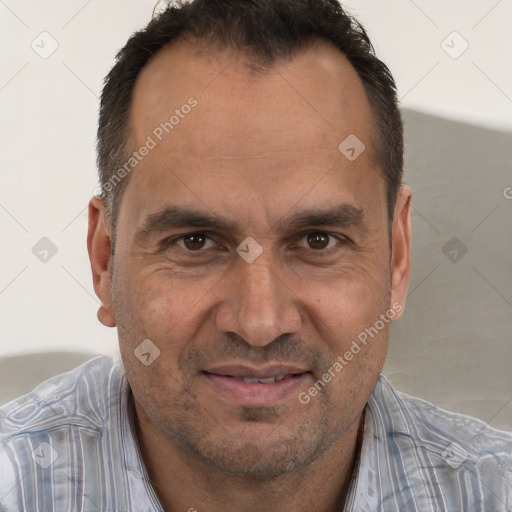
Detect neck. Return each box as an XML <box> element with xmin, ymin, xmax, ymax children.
<box><xmin>131</xmin><ymin>396</ymin><xmax>364</xmax><ymax>512</ymax></box>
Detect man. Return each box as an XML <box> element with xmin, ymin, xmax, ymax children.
<box><xmin>1</xmin><ymin>0</ymin><xmax>511</xmax><ymax>510</ymax></box>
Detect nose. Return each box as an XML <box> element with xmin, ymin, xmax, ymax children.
<box><xmin>215</xmin><ymin>253</ymin><xmax>302</xmax><ymax>347</ymax></box>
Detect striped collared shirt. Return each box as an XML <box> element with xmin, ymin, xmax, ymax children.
<box><xmin>1</xmin><ymin>355</ymin><xmax>511</xmax><ymax>511</ymax></box>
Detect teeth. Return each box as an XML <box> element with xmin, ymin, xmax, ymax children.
<box><xmin>258</xmin><ymin>376</ymin><xmax>277</xmax><ymax>384</ymax></box>
<box><xmin>242</xmin><ymin>375</ymin><xmax>287</xmax><ymax>384</ymax></box>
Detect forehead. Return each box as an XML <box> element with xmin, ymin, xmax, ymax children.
<box><xmin>130</xmin><ymin>38</ymin><xmax>375</xmax><ymax>154</ymax></box>
<box><xmin>120</xmin><ymin>38</ymin><xmax>383</xmax><ymax>231</ymax></box>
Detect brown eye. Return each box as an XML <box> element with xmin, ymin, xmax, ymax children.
<box><xmin>306</xmin><ymin>232</ymin><xmax>331</xmax><ymax>250</ymax></box>
<box><xmin>176</xmin><ymin>233</ymin><xmax>215</xmax><ymax>251</ymax></box>
<box><xmin>182</xmin><ymin>233</ymin><xmax>205</xmax><ymax>250</ymax></box>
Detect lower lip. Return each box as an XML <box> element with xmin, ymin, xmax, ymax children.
<box><xmin>203</xmin><ymin>372</ymin><xmax>311</xmax><ymax>406</ymax></box>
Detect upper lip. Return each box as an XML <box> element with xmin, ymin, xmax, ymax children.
<box><xmin>203</xmin><ymin>364</ymin><xmax>310</xmax><ymax>379</ymax></box>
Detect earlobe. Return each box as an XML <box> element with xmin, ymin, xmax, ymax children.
<box><xmin>87</xmin><ymin>196</ymin><xmax>116</xmax><ymax>328</ymax></box>
<box><xmin>97</xmin><ymin>305</ymin><xmax>116</xmax><ymax>328</ymax></box>
<box><xmin>390</xmin><ymin>184</ymin><xmax>412</xmax><ymax>318</ymax></box>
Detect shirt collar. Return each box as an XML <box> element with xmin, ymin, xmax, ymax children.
<box><xmin>343</xmin><ymin>374</ymin><xmax>435</xmax><ymax>512</ymax></box>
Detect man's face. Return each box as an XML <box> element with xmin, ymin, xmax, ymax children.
<box><xmin>95</xmin><ymin>39</ymin><xmax>410</xmax><ymax>477</ymax></box>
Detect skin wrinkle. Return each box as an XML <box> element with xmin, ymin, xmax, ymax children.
<box><xmin>88</xmin><ymin>37</ymin><xmax>412</xmax><ymax>512</ymax></box>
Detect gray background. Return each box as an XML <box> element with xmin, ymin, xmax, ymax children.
<box><xmin>384</xmin><ymin>109</ymin><xmax>512</xmax><ymax>430</ymax></box>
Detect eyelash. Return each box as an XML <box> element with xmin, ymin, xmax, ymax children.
<box><xmin>161</xmin><ymin>231</ymin><xmax>348</xmax><ymax>255</ymax></box>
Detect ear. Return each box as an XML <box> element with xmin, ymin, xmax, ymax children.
<box><xmin>390</xmin><ymin>183</ymin><xmax>412</xmax><ymax>318</ymax></box>
<box><xmin>87</xmin><ymin>196</ymin><xmax>116</xmax><ymax>327</ymax></box>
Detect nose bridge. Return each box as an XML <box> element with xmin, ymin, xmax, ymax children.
<box><xmin>216</xmin><ymin>252</ymin><xmax>301</xmax><ymax>347</ymax></box>
<box><xmin>242</xmin><ymin>257</ymin><xmax>280</xmax><ymax>307</ymax></box>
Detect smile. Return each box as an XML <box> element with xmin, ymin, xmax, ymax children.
<box><xmin>202</xmin><ymin>368</ymin><xmax>311</xmax><ymax>406</ymax></box>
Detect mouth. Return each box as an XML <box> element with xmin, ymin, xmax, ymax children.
<box><xmin>221</xmin><ymin>374</ymin><xmax>293</xmax><ymax>384</ymax></box>
<box><xmin>201</xmin><ymin>365</ymin><xmax>312</xmax><ymax>406</ymax></box>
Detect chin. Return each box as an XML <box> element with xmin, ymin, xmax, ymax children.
<box><xmin>162</xmin><ymin>413</ymin><xmax>334</xmax><ymax>480</ymax></box>
<box><xmin>195</xmin><ymin>435</ymin><xmax>321</xmax><ymax>479</ymax></box>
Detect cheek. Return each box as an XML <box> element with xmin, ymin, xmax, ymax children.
<box><xmin>116</xmin><ymin>270</ymin><xmax>209</xmax><ymax>358</ymax></box>
<box><xmin>312</xmin><ymin>259</ymin><xmax>390</xmax><ymax>326</ymax></box>
<box><xmin>303</xmin><ymin>253</ymin><xmax>391</xmax><ymax>378</ymax></box>
<box><xmin>114</xmin><ymin>274</ymin><xmax>202</xmax><ymax>400</ymax></box>
<box><xmin>309</xmin><ymin>278</ymin><xmax>390</xmax><ymax>409</ymax></box>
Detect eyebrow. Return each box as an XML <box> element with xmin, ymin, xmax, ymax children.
<box><xmin>135</xmin><ymin>203</ymin><xmax>366</xmax><ymax>242</ymax></box>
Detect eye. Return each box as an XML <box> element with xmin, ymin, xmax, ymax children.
<box><xmin>169</xmin><ymin>232</ymin><xmax>217</xmax><ymax>252</ymax></box>
<box><xmin>297</xmin><ymin>231</ymin><xmax>343</xmax><ymax>251</ymax></box>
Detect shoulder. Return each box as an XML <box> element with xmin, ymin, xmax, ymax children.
<box><xmin>387</xmin><ymin>377</ymin><xmax>512</xmax><ymax>457</ymax></box>
<box><xmin>0</xmin><ymin>354</ymin><xmax>124</xmax><ymax>436</ymax></box>
<box><xmin>368</xmin><ymin>375</ymin><xmax>512</xmax><ymax>509</ymax></box>
<box><xmin>0</xmin><ymin>355</ymin><xmax>129</xmax><ymax>510</ymax></box>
